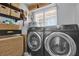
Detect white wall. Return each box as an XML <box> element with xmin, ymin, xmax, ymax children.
<box><xmin>75</xmin><ymin>4</ymin><xmax>79</xmax><ymax>25</ymax></box>
<box><xmin>57</xmin><ymin>3</ymin><xmax>76</xmax><ymax>25</ymax></box>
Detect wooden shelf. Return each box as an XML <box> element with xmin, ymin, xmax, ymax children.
<box><xmin>0</xmin><ymin>3</ymin><xmax>25</xmax><ymax>20</ymax></box>
<box><xmin>0</xmin><ymin>13</ymin><xmax>21</xmax><ymax>20</ymax></box>
<box><xmin>0</xmin><ymin>23</ymin><xmax>21</xmax><ymax>35</ymax></box>
<box><xmin>0</xmin><ymin>3</ymin><xmax>22</xmax><ymax>12</ymax></box>
<box><xmin>0</xmin><ymin>23</ymin><xmax>20</xmax><ymax>30</ymax></box>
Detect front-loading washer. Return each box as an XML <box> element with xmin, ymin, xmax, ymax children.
<box><xmin>44</xmin><ymin>24</ymin><xmax>79</xmax><ymax>56</ymax></box>
<box><xmin>27</xmin><ymin>27</ymin><xmax>44</xmax><ymax>56</ymax></box>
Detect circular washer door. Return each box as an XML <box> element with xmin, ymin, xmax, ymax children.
<box><xmin>28</xmin><ymin>32</ymin><xmax>42</xmax><ymax>51</ymax></box>
<box><xmin>44</xmin><ymin>32</ymin><xmax>76</xmax><ymax>56</ymax></box>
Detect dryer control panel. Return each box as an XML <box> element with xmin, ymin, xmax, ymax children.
<box><xmin>59</xmin><ymin>24</ymin><xmax>78</xmax><ymax>30</ymax></box>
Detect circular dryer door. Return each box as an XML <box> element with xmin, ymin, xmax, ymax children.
<box><xmin>44</xmin><ymin>32</ymin><xmax>76</xmax><ymax>56</ymax></box>
<box><xmin>28</xmin><ymin>32</ymin><xmax>42</xmax><ymax>51</ymax></box>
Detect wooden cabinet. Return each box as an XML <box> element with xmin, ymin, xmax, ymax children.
<box><xmin>38</xmin><ymin>3</ymin><xmax>49</xmax><ymax>8</ymax></box>
<box><xmin>0</xmin><ymin>5</ymin><xmax>10</xmax><ymax>15</ymax></box>
<box><xmin>22</xmin><ymin>35</ymin><xmax>27</xmax><ymax>52</ymax></box>
<box><xmin>28</xmin><ymin>3</ymin><xmax>38</xmax><ymax>11</ymax></box>
<box><xmin>0</xmin><ymin>35</ymin><xmax>24</xmax><ymax>56</ymax></box>
<box><xmin>28</xmin><ymin>3</ymin><xmax>50</xmax><ymax>11</ymax></box>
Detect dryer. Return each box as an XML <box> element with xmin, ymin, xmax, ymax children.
<box><xmin>44</xmin><ymin>24</ymin><xmax>79</xmax><ymax>56</ymax></box>
<box><xmin>27</xmin><ymin>27</ymin><xmax>44</xmax><ymax>56</ymax></box>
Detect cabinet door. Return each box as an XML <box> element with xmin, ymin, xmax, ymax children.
<box><xmin>0</xmin><ymin>36</ymin><xmax>24</xmax><ymax>56</ymax></box>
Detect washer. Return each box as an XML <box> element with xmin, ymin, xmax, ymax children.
<box><xmin>44</xmin><ymin>24</ymin><xmax>79</xmax><ymax>56</ymax></box>
<box><xmin>27</xmin><ymin>27</ymin><xmax>44</xmax><ymax>56</ymax></box>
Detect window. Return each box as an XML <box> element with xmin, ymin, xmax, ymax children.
<box><xmin>34</xmin><ymin>11</ymin><xmax>44</xmax><ymax>27</ymax></box>
<box><xmin>31</xmin><ymin>4</ymin><xmax>57</xmax><ymax>27</ymax></box>
<box><xmin>45</xmin><ymin>7</ymin><xmax>57</xmax><ymax>26</ymax></box>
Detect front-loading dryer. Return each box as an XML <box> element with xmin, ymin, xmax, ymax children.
<box><xmin>44</xmin><ymin>24</ymin><xmax>79</xmax><ymax>56</ymax></box>
<box><xmin>27</xmin><ymin>27</ymin><xmax>44</xmax><ymax>56</ymax></box>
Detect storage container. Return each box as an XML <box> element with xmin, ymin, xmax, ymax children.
<box><xmin>11</xmin><ymin>9</ymin><xmax>20</xmax><ymax>18</ymax></box>
<box><xmin>0</xmin><ymin>5</ymin><xmax>10</xmax><ymax>15</ymax></box>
